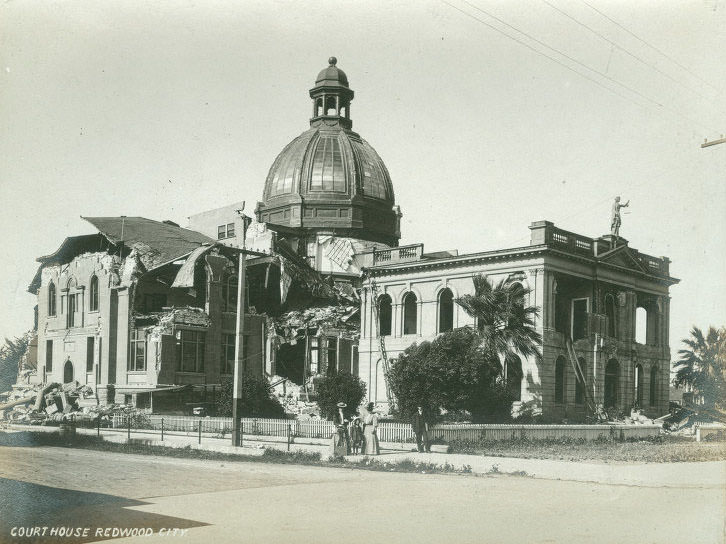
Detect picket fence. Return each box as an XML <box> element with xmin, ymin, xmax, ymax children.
<box><xmin>109</xmin><ymin>414</ymin><xmax>660</xmax><ymax>442</ymax></box>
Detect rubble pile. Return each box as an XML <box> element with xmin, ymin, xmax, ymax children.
<box><xmin>270</xmin><ymin>305</ymin><xmax>358</xmax><ymax>344</ymax></box>
<box><xmin>268</xmin><ymin>375</ymin><xmax>320</xmax><ymax>417</ymax></box>
<box><xmin>0</xmin><ymin>381</ymin><xmax>141</xmax><ymax>426</ymax></box>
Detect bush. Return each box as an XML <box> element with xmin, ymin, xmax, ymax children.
<box><xmin>388</xmin><ymin>327</ymin><xmax>511</xmax><ymax>422</ymax></box>
<box><xmin>315</xmin><ymin>371</ymin><xmax>367</xmax><ymax>420</ymax></box>
<box><xmin>216</xmin><ymin>376</ymin><xmax>285</xmax><ymax>418</ymax></box>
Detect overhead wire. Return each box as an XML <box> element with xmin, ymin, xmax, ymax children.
<box><xmin>451</xmin><ymin>0</ymin><xmax>717</xmax><ymax>133</ymax></box>
<box><xmin>581</xmin><ymin>0</ymin><xmax>722</xmax><ymax>96</ymax></box>
<box><xmin>541</xmin><ymin>0</ymin><xmax>725</xmax><ymax>113</ymax></box>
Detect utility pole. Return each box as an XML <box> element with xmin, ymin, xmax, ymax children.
<box><xmin>232</xmin><ymin>205</ymin><xmax>251</xmax><ymax>447</ymax></box>
<box><xmin>701</xmin><ymin>135</ymin><xmax>726</xmax><ymax>148</ymax></box>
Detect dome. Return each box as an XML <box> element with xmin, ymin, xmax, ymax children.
<box><xmin>315</xmin><ymin>57</ymin><xmax>349</xmax><ymax>88</ymax></box>
<box><xmin>255</xmin><ymin>58</ymin><xmax>401</xmax><ymax>247</ymax></box>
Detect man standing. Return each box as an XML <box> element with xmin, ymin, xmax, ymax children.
<box><xmin>412</xmin><ymin>406</ymin><xmax>430</xmax><ymax>453</ymax></box>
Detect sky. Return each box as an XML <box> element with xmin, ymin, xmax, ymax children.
<box><xmin>0</xmin><ymin>0</ymin><xmax>724</xmax><ymax>354</ymax></box>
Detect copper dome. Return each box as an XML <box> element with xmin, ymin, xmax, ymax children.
<box><xmin>255</xmin><ymin>58</ymin><xmax>401</xmax><ymax>246</ymax></box>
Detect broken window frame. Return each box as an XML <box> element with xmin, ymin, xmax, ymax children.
<box><xmin>309</xmin><ymin>337</ymin><xmax>319</xmax><ymax>374</ymax></box>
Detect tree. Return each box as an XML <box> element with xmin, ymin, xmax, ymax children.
<box><xmin>216</xmin><ymin>375</ymin><xmax>285</xmax><ymax>418</ymax></box>
<box><xmin>316</xmin><ymin>371</ymin><xmax>366</xmax><ymax>421</ymax></box>
<box><xmin>388</xmin><ymin>327</ymin><xmax>508</xmax><ymax>422</ymax></box>
<box><xmin>456</xmin><ymin>275</ymin><xmax>542</xmax><ymax>368</ymax></box>
<box><xmin>0</xmin><ymin>333</ymin><xmax>32</xmax><ymax>393</ymax></box>
<box><xmin>673</xmin><ymin>326</ymin><xmax>726</xmax><ymax>410</ymax></box>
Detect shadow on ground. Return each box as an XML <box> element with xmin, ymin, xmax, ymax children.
<box><xmin>0</xmin><ymin>477</ymin><xmax>207</xmax><ymax>543</ymax></box>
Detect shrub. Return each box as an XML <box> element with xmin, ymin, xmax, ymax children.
<box><xmin>216</xmin><ymin>376</ymin><xmax>285</xmax><ymax>418</ymax></box>
<box><xmin>388</xmin><ymin>327</ymin><xmax>512</xmax><ymax>422</ymax></box>
<box><xmin>315</xmin><ymin>371</ymin><xmax>367</xmax><ymax>420</ymax></box>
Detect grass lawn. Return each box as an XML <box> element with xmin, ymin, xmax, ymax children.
<box><xmin>448</xmin><ymin>434</ymin><xmax>726</xmax><ymax>463</ymax></box>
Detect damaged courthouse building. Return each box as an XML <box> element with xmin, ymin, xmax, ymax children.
<box><xmin>28</xmin><ymin>215</ymin><xmax>355</xmax><ymax>412</ymax></box>
<box><xmin>24</xmin><ymin>57</ymin><xmax>679</xmax><ymax>420</ymax></box>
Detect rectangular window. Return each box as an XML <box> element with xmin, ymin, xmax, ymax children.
<box><xmin>226</xmin><ymin>222</ymin><xmax>235</xmax><ymax>238</ymax></box>
<box><xmin>86</xmin><ymin>337</ymin><xmax>95</xmax><ymax>373</ymax></box>
<box><xmin>571</xmin><ymin>298</ymin><xmax>588</xmax><ymax>341</ymax></box>
<box><xmin>222</xmin><ymin>333</ymin><xmax>235</xmax><ymax>375</ymax></box>
<box><xmin>217</xmin><ymin>225</ymin><xmax>226</xmax><ymax>239</ymax></box>
<box><xmin>177</xmin><ymin>330</ymin><xmax>205</xmax><ymax>373</ymax></box>
<box><xmin>128</xmin><ymin>330</ymin><xmax>146</xmax><ymax>372</ymax></box>
<box><xmin>327</xmin><ymin>337</ymin><xmax>337</xmax><ymax>375</ymax></box>
<box><xmin>67</xmin><ymin>294</ymin><xmax>76</xmax><ymax>328</ymax></box>
<box><xmin>46</xmin><ymin>340</ymin><xmax>53</xmax><ymax>372</ymax></box>
<box><xmin>309</xmin><ymin>337</ymin><xmax>319</xmax><ymax>374</ymax></box>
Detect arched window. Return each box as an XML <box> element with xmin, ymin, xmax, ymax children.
<box><xmin>605</xmin><ymin>359</ymin><xmax>620</xmax><ymax>409</ymax></box>
<box><xmin>635</xmin><ymin>306</ymin><xmax>647</xmax><ymax>344</ymax></box>
<box><xmin>48</xmin><ymin>281</ymin><xmax>57</xmax><ymax>316</ymax></box>
<box><xmin>605</xmin><ymin>294</ymin><xmax>616</xmax><ymax>338</ymax></box>
<box><xmin>438</xmin><ymin>288</ymin><xmax>454</xmax><ymax>333</ymax></box>
<box><xmin>402</xmin><ymin>292</ymin><xmax>418</xmax><ymax>335</ymax></box>
<box><xmin>635</xmin><ymin>363</ymin><xmax>644</xmax><ymax>407</ymax></box>
<box><xmin>377</xmin><ymin>294</ymin><xmax>392</xmax><ymax>336</ymax></box>
<box><xmin>66</xmin><ymin>278</ymin><xmax>77</xmax><ymax>328</ymax></box>
<box><xmin>89</xmin><ymin>275</ymin><xmax>99</xmax><ymax>312</ymax></box>
<box><xmin>649</xmin><ymin>367</ymin><xmax>658</xmax><ymax>406</ymax></box>
<box><xmin>505</xmin><ymin>354</ymin><xmax>522</xmax><ymax>402</ymax></box>
<box><xmin>575</xmin><ymin>357</ymin><xmax>587</xmax><ymax>404</ymax></box>
<box><xmin>554</xmin><ymin>356</ymin><xmax>566</xmax><ymax>404</ymax></box>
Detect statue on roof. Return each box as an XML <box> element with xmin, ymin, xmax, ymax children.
<box><xmin>610</xmin><ymin>196</ymin><xmax>629</xmax><ymax>238</ymax></box>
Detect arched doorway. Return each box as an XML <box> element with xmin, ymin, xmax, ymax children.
<box><xmin>604</xmin><ymin>359</ymin><xmax>619</xmax><ymax>409</ymax></box>
<box><xmin>63</xmin><ymin>359</ymin><xmax>74</xmax><ymax>383</ymax></box>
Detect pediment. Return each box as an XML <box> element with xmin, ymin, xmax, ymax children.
<box><xmin>597</xmin><ymin>246</ymin><xmax>648</xmax><ymax>273</ymax></box>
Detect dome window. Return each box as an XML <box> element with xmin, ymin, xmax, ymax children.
<box><xmin>310</xmin><ymin>135</ymin><xmax>346</xmax><ymax>192</ymax></box>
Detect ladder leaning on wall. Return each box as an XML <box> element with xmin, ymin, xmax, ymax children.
<box><xmin>369</xmin><ymin>279</ymin><xmax>396</xmax><ymax>410</ymax></box>
<box><xmin>564</xmin><ymin>336</ymin><xmax>598</xmax><ymax>417</ymax></box>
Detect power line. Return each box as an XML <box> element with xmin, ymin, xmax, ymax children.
<box><xmin>581</xmin><ymin>0</ymin><xmax>722</xmax><ymax>95</ymax></box>
<box><xmin>443</xmin><ymin>0</ymin><xmax>717</xmax><ymax>133</ymax></box>
<box><xmin>439</xmin><ymin>1</ymin><xmax>648</xmax><ymax>108</ymax></box>
<box><xmin>541</xmin><ymin>0</ymin><xmax>724</xmax><ymax>111</ymax></box>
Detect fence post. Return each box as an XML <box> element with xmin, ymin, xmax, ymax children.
<box><xmin>287</xmin><ymin>424</ymin><xmax>291</xmax><ymax>451</ymax></box>
<box><xmin>97</xmin><ymin>416</ymin><xmax>100</xmax><ymax>438</ymax></box>
<box><xmin>239</xmin><ymin>418</ymin><xmax>243</xmax><ymax>447</ymax></box>
<box><xmin>127</xmin><ymin>416</ymin><xmax>131</xmax><ymax>441</ymax></box>
<box><xmin>198</xmin><ymin>419</ymin><xmax>202</xmax><ymax>444</ymax></box>
<box><xmin>161</xmin><ymin>418</ymin><xmax>164</xmax><ymax>442</ymax></box>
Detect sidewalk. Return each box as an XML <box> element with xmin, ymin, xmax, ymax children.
<box><xmin>344</xmin><ymin>450</ymin><xmax>726</xmax><ymax>488</ymax></box>
<box><xmin>6</xmin><ymin>424</ymin><xmax>724</xmax><ymax>488</ymax></box>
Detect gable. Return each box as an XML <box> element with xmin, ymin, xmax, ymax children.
<box><xmin>597</xmin><ymin>246</ymin><xmax>648</xmax><ymax>273</ymax></box>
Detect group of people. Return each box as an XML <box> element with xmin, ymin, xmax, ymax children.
<box><xmin>332</xmin><ymin>403</ymin><xmax>432</xmax><ymax>456</ymax></box>
<box><xmin>332</xmin><ymin>401</ymin><xmax>379</xmax><ymax>457</ymax></box>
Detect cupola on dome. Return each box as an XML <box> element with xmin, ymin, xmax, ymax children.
<box><xmin>255</xmin><ymin>57</ymin><xmax>401</xmax><ymax>247</ymax></box>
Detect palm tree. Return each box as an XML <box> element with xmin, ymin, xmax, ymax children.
<box><xmin>456</xmin><ymin>274</ymin><xmax>542</xmax><ymax>370</ymax></box>
<box><xmin>0</xmin><ymin>333</ymin><xmax>32</xmax><ymax>392</ymax></box>
<box><xmin>673</xmin><ymin>326</ymin><xmax>726</xmax><ymax>409</ymax></box>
